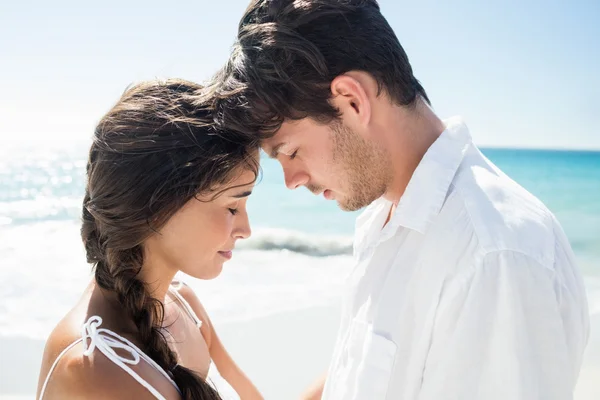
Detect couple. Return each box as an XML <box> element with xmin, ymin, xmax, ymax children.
<box><xmin>36</xmin><ymin>1</ymin><xmax>589</xmax><ymax>399</ymax></box>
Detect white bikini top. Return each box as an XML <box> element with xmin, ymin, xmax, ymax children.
<box><xmin>38</xmin><ymin>282</ymin><xmax>233</xmax><ymax>400</ymax></box>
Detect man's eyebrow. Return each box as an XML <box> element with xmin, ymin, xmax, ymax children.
<box><xmin>268</xmin><ymin>142</ymin><xmax>287</xmax><ymax>159</ymax></box>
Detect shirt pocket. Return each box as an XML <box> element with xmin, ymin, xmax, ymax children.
<box><xmin>332</xmin><ymin>319</ymin><xmax>397</xmax><ymax>400</ymax></box>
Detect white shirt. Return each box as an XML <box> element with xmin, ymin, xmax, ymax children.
<box><xmin>322</xmin><ymin>117</ymin><xmax>590</xmax><ymax>400</ymax></box>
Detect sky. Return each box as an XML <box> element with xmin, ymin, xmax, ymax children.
<box><xmin>1</xmin><ymin>0</ymin><xmax>599</xmax><ymax>149</ymax></box>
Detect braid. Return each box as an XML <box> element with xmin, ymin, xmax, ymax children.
<box><xmin>110</xmin><ymin>255</ymin><xmax>222</xmax><ymax>399</ymax></box>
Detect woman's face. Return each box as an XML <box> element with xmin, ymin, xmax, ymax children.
<box><xmin>145</xmin><ymin>167</ymin><xmax>256</xmax><ymax>280</ymax></box>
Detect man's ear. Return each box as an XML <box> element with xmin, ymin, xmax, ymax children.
<box><xmin>329</xmin><ymin>73</ymin><xmax>372</xmax><ymax>130</ymax></box>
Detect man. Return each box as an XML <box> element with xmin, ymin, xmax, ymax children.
<box><xmin>212</xmin><ymin>1</ymin><xmax>590</xmax><ymax>398</ymax></box>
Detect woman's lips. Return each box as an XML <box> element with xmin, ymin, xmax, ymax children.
<box><xmin>218</xmin><ymin>250</ymin><xmax>232</xmax><ymax>260</ymax></box>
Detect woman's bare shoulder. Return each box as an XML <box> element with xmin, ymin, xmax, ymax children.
<box><xmin>171</xmin><ymin>281</ymin><xmax>212</xmax><ymax>339</ymax></box>
<box><xmin>38</xmin><ymin>311</ymin><xmax>180</xmax><ymax>399</ymax></box>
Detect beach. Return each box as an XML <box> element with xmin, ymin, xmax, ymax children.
<box><xmin>1</xmin><ymin>303</ymin><xmax>599</xmax><ymax>399</ymax></box>
<box><xmin>0</xmin><ymin>143</ymin><xmax>599</xmax><ymax>399</ymax></box>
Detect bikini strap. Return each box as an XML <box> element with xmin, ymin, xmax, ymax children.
<box><xmin>38</xmin><ymin>338</ymin><xmax>84</xmax><ymax>399</ymax></box>
<box><xmin>169</xmin><ymin>281</ymin><xmax>203</xmax><ymax>329</ymax></box>
<box><xmin>39</xmin><ymin>316</ymin><xmax>181</xmax><ymax>400</ymax></box>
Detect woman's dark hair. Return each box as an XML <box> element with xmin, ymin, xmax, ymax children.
<box><xmin>81</xmin><ymin>79</ymin><xmax>259</xmax><ymax>399</ymax></box>
<box><xmin>210</xmin><ymin>0</ymin><xmax>430</xmax><ymax>136</ymax></box>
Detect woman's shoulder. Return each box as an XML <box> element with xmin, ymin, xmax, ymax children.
<box><xmin>38</xmin><ymin>309</ymin><xmax>179</xmax><ymax>399</ymax></box>
<box><xmin>170</xmin><ymin>281</ymin><xmax>213</xmax><ymax>343</ymax></box>
<box><xmin>38</xmin><ymin>306</ymin><xmax>86</xmax><ymax>393</ymax></box>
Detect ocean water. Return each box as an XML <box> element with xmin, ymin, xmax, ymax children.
<box><xmin>0</xmin><ymin>142</ymin><xmax>599</xmax><ymax>340</ymax></box>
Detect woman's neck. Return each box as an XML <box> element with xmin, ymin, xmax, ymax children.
<box><xmin>137</xmin><ymin>250</ymin><xmax>179</xmax><ymax>304</ymax></box>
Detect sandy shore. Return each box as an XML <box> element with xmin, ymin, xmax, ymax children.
<box><xmin>216</xmin><ymin>305</ymin><xmax>341</xmax><ymax>399</ymax></box>
<box><xmin>1</xmin><ymin>304</ymin><xmax>597</xmax><ymax>399</ymax></box>
<box><xmin>0</xmin><ymin>304</ymin><xmax>341</xmax><ymax>400</ymax></box>
<box><xmin>0</xmin><ymin>335</ymin><xmax>46</xmax><ymax>398</ymax></box>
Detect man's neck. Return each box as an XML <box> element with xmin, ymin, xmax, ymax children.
<box><xmin>381</xmin><ymin>99</ymin><xmax>446</xmax><ymax>206</ymax></box>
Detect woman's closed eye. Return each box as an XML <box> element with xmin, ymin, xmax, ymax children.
<box><xmin>289</xmin><ymin>149</ymin><xmax>298</xmax><ymax>160</ymax></box>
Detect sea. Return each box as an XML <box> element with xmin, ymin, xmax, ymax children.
<box><xmin>0</xmin><ymin>141</ymin><xmax>599</xmax><ymax>342</ymax></box>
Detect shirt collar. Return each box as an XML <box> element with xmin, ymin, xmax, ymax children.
<box><xmin>356</xmin><ymin>116</ymin><xmax>472</xmax><ymax>249</ymax></box>
<box><xmin>386</xmin><ymin>116</ymin><xmax>472</xmax><ymax>235</ymax></box>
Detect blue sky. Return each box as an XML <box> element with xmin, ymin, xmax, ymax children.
<box><xmin>1</xmin><ymin>0</ymin><xmax>598</xmax><ymax>149</ymax></box>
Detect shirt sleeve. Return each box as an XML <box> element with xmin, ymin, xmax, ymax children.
<box><xmin>418</xmin><ymin>250</ymin><xmax>584</xmax><ymax>400</ymax></box>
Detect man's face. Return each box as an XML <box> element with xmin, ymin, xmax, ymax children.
<box><xmin>262</xmin><ymin>117</ymin><xmax>391</xmax><ymax>211</ymax></box>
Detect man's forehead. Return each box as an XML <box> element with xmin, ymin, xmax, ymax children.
<box><xmin>260</xmin><ymin>119</ymin><xmax>309</xmax><ymax>157</ymax></box>
<box><xmin>261</xmin><ymin>127</ymin><xmax>286</xmax><ymax>152</ymax></box>
<box><xmin>262</xmin><ymin>138</ymin><xmax>287</xmax><ymax>159</ymax></box>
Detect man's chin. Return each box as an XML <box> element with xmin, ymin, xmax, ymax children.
<box><xmin>337</xmin><ymin>199</ymin><xmax>364</xmax><ymax>212</ymax></box>
<box><xmin>338</xmin><ymin>192</ymin><xmax>382</xmax><ymax>212</ymax></box>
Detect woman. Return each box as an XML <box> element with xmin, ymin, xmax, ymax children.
<box><xmin>36</xmin><ymin>79</ymin><xmax>263</xmax><ymax>400</ymax></box>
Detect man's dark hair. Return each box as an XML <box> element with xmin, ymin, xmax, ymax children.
<box><xmin>212</xmin><ymin>0</ymin><xmax>429</xmax><ymax>135</ymax></box>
